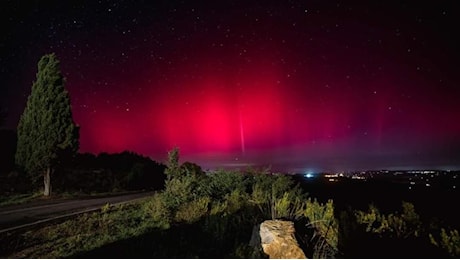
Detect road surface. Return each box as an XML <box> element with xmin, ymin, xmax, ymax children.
<box><xmin>0</xmin><ymin>191</ymin><xmax>154</xmax><ymax>233</ymax></box>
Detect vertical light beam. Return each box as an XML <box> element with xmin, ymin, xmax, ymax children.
<box><xmin>239</xmin><ymin>109</ymin><xmax>246</xmax><ymax>155</ymax></box>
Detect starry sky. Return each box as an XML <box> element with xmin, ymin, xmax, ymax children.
<box><xmin>1</xmin><ymin>0</ymin><xmax>460</xmax><ymax>172</ymax></box>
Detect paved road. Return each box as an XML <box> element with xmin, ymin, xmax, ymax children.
<box><xmin>0</xmin><ymin>191</ymin><xmax>154</xmax><ymax>233</ymax></box>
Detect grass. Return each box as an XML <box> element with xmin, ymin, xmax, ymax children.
<box><xmin>0</xmin><ymin>197</ymin><xmax>160</xmax><ymax>258</ymax></box>
<box><xmin>0</xmin><ymin>192</ymin><xmax>42</xmax><ymax>207</ymax></box>
<box><xmin>58</xmin><ymin>189</ymin><xmax>146</xmax><ymax>199</ymax></box>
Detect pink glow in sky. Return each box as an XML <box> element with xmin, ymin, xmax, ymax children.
<box><xmin>3</xmin><ymin>1</ymin><xmax>460</xmax><ymax>171</ymax></box>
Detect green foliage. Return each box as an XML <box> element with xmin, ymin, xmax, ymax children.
<box><xmin>350</xmin><ymin>202</ymin><xmax>460</xmax><ymax>257</ymax></box>
<box><xmin>224</xmin><ymin>189</ymin><xmax>248</xmax><ymax>215</ymax></box>
<box><xmin>15</xmin><ymin>53</ymin><xmax>79</xmax><ymax>194</ymax></box>
<box><xmin>163</xmin><ymin>173</ymin><xmax>196</xmax><ymax>208</ymax></box>
<box><xmin>209</xmin><ymin>200</ymin><xmax>228</xmax><ymax>216</ymax></box>
<box><xmin>143</xmin><ymin>192</ymin><xmax>171</xmax><ymax>229</ymax></box>
<box><xmin>4</xmin><ymin>148</ymin><xmax>340</xmax><ymax>258</ymax></box>
<box><xmin>3</xmin><ymin>153</ymin><xmax>343</xmax><ymax>258</ymax></box>
<box><xmin>355</xmin><ymin>204</ymin><xmax>382</xmax><ymax>233</ymax></box>
<box><xmin>164</xmin><ymin>147</ymin><xmax>181</xmax><ymax>180</ymax></box>
<box><xmin>429</xmin><ymin>228</ymin><xmax>460</xmax><ymax>257</ymax></box>
<box><xmin>205</xmin><ymin>169</ymin><xmax>247</xmax><ymax>199</ymax></box>
<box><xmin>272</xmin><ymin>190</ymin><xmax>306</xmax><ymax>220</ymax></box>
<box><xmin>270</xmin><ymin>174</ymin><xmax>294</xmax><ymax>198</ymax></box>
<box><xmin>355</xmin><ymin>201</ymin><xmax>421</xmax><ymax>239</ymax></box>
<box><xmin>162</xmin><ymin>160</ymin><xmax>250</xmax><ymax>224</ymax></box>
<box><xmin>161</xmin><ymin>148</ymin><xmax>211</xmax><ymax>216</ymax></box>
<box><xmin>249</xmin><ymin>173</ymin><xmax>304</xmax><ymax>220</ymax></box>
<box><xmin>2</xmin><ymin>199</ymin><xmax>158</xmax><ymax>258</ymax></box>
<box><xmin>208</xmin><ymin>188</ymin><xmax>250</xmax><ymax>217</ymax></box>
<box><xmin>400</xmin><ymin>201</ymin><xmax>422</xmax><ymax>236</ymax></box>
<box><xmin>304</xmin><ymin>198</ymin><xmax>338</xmax><ymax>258</ymax></box>
<box><xmin>174</xmin><ymin>196</ymin><xmax>210</xmax><ymax>223</ymax></box>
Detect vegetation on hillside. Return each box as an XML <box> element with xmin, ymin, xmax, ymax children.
<box><xmin>1</xmin><ymin>148</ymin><xmax>459</xmax><ymax>258</ymax></box>
<box><xmin>1</xmin><ymin>148</ymin><xmax>338</xmax><ymax>258</ymax></box>
<box><xmin>338</xmin><ymin>201</ymin><xmax>459</xmax><ymax>258</ymax></box>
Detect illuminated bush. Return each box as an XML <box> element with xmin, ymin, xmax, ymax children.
<box><xmin>355</xmin><ymin>201</ymin><xmax>421</xmax><ymax>239</ymax></box>
<box><xmin>174</xmin><ymin>196</ymin><xmax>211</xmax><ymax>223</ymax></box>
<box><xmin>304</xmin><ymin>198</ymin><xmax>338</xmax><ymax>258</ymax></box>
<box><xmin>429</xmin><ymin>228</ymin><xmax>460</xmax><ymax>257</ymax></box>
<box><xmin>272</xmin><ymin>191</ymin><xmax>306</xmax><ymax>220</ymax></box>
<box><xmin>249</xmin><ymin>173</ymin><xmax>300</xmax><ymax>220</ymax></box>
<box><xmin>144</xmin><ymin>192</ymin><xmax>171</xmax><ymax>229</ymax></box>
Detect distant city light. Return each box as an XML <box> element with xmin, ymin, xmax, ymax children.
<box><xmin>304</xmin><ymin>173</ymin><xmax>314</xmax><ymax>178</ymax></box>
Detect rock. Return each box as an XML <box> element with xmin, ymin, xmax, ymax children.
<box><xmin>251</xmin><ymin>220</ymin><xmax>307</xmax><ymax>259</ymax></box>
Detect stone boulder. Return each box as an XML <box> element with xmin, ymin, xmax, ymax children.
<box><xmin>250</xmin><ymin>220</ymin><xmax>307</xmax><ymax>259</ymax></box>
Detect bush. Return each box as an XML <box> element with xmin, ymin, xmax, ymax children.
<box><xmin>429</xmin><ymin>228</ymin><xmax>460</xmax><ymax>257</ymax></box>
<box><xmin>174</xmin><ymin>196</ymin><xmax>211</xmax><ymax>223</ymax></box>
<box><xmin>144</xmin><ymin>192</ymin><xmax>171</xmax><ymax>229</ymax></box>
<box><xmin>205</xmin><ymin>169</ymin><xmax>247</xmax><ymax>201</ymax></box>
<box><xmin>355</xmin><ymin>201</ymin><xmax>421</xmax><ymax>239</ymax></box>
<box><xmin>163</xmin><ymin>176</ymin><xmax>195</xmax><ymax>209</ymax></box>
<box><xmin>272</xmin><ymin>190</ymin><xmax>306</xmax><ymax>220</ymax></box>
<box><xmin>304</xmin><ymin>198</ymin><xmax>338</xmax><ymax>258</ymax></box>
<box><xmin>224</xmin><ymin>189</ymin><xmax>249</xmax><ymax>215</ymax></box>
<box><xmin>249</xmin><ymin>173</ymin><xmax>304</xmax><ymax>220</ymax></box>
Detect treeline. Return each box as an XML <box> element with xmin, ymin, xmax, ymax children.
<box><xmin>55</xmin><ymin>151</ymin><xmax>166</xmax><ymax>193</ymax></box>
<box><xmin>0</xmin><ymin>149</ymin><xmax>166</xmax><ymax>195</ymax></box>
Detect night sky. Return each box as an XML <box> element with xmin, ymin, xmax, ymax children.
<box><xmin>1</xmin><ymin>0</ymin><xmax>460</xmax><ymax>172</ymax></box>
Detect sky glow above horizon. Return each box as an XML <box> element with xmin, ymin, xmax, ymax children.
<box><xmin>1</xmin><ymin>1</ymin><xmax>460</xmax><ymax>171</ymax></box>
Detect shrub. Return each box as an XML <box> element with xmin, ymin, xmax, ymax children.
<box><xmin>164</xmin><ymin>176</ymin><xmax>194</xmax><ymax>209</ymax></box>
<box><xmin>206</xmin><ymin>169</ymin><xmax>247</xmax><ymax>201</ymax></box>
<box><xmin>304</xmin><ymin>198</ymin><xmax>338</xmax><ymax>258</ymax></box>
<box><xmin>144</xmin><ymin>192</ymin><xmax>171</xmax><ymax>229</ymax></box>
<box><xmin>225</xmin><ymin>189</ymin><xmax>249</xmax><ymax>215</ymax></box>
<box><xmin>249</xmin><ymin>173</ymin><xmax>303</xmax><ymax>220</ymax></box>
<box><xmin>429</xmin><ymin>228</ymin><xmax>460</xmax><ymax>257</ymax></box>
<box><xmin>355</xmin><ymin>201</ymin><xmax>421</xmax><ymax>239</ymax></box>
<box><xmin>272</xmin><ymin>190</ymin><xmax>306</xmax><ymax>220</ymax></box>
<box><xmin>174</xmin><ymin>196</ymin><xmax>210</xmax><ymax>223</ymax></box>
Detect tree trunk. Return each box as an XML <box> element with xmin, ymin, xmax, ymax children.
<box><xmin>44</xmin><ymin>167</ymin><xmax>52</xmax><ymax>196</ymax></box>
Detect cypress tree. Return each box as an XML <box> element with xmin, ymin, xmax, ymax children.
<box><xmin>16</xmin><ymin>53</ymin><xmax>79</xmax><ymax>196</ymax></box>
